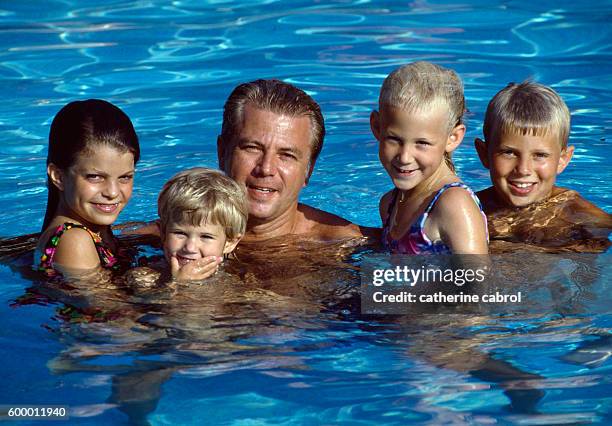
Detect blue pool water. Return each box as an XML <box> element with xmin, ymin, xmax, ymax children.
<box><xmin>1</xmin><ymin>1</ymin><xmax>611</xmax><ymax>424</ymax></box>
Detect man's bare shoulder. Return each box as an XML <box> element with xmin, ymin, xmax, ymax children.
<box><xmin>296</xmin><ymin>203</ymin><xmax>379</xmax><ymax>240</ymax></box>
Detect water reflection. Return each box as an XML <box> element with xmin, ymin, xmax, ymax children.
<box><xmin>1</xmin><ymin>231</ymin><xmax>609</xmax><ymax>423</ymax></box>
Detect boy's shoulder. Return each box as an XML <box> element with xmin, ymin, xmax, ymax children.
<box><xmin>478</xmin><ymin>185</ymin><xmax>611</xmax><ymax>225</ymax></box>
<box><xmin>553</xmin><ymin>188</ymin><xmax>612</xmax><ymax>227</ymax></box>
<box><xmin>481</xmin><ymin>186</ymin><xmax>611</xmax><ymax>249</ymax></box>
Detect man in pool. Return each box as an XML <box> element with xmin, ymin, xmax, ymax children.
<box><xmin>133</xmin><ymin>79</ymin><xmax>373</xmax><ymax>245</ymax></box>
<box><xmin>217</xmin><ymin>78</ymin><xmax>373</xmax><ymax>243</ymax></box>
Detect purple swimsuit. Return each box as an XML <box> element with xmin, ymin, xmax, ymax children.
<box><xmin>382</xmin><ymin>183</ymin><xmax>488</xmax><ymax>254</ymax></box>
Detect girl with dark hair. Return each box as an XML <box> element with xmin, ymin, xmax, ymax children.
<box><xmin>35</xmin><ymin>99</ymin><xmax>140</xmax><ymax>277</ymax></box>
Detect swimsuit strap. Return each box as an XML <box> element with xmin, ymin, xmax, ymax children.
<box><xmin>384</xmin><ymin>189</ymin><xmax>400</xmax><ymax>228</ymax></box>
<box><xmin>418</xmin><ymin>182</ymin><xmax>475</xmax><ymax>229</ymax></box>
<box><xmin>38</xmin><ymin>222</ymin><xmax>118</xmax><ymax>277</ymax></box>
<box><xmin>418</xmin><ymin>182</ymin><xmax>488</xmax><ymax>243</ymax></box>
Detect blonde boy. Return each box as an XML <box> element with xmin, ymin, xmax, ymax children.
<box><xmin>475</xmin><ymin>81</ymin><xmax>611</xmax><ymax>249</ymax></box>
<box><xmin>129</xmin><ymin>168</ymin><xmax>247</xmax><ymax>285</ymax></box>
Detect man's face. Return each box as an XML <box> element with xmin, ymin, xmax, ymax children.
<box><xmin>482</xmin><ymin>131</ymin><xmax>573</xmax><ymax>207</ymax></box>
<box><xmin>220</xmin><ymin>104</ymin><xmax>313</xmax><ymax>222</ymax></box>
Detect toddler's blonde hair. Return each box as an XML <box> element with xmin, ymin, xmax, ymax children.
<box><xmin>158</xmin><ymin>167</ymin><xmax>248</xmax><ymax>241</ymax></box>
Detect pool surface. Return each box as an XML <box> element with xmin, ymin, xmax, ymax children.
<box><xmin>1</xmin><ymin>1</ymin><xmax>611</xmax><ymax>424</ymax></box>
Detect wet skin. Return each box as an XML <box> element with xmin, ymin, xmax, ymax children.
<box><xmin>218</xmin><ymin>103</ymin><xmax>368</xmax><ymax>242</ymax></box>
<box><xmin>161</xmin><ymin>220</ymin><xmax>239</xmax><ymax>281</ymax></box>
<box><xmin>222</xmin><ymin>104</ymin><xmax>312</xmax><ymax>229</ymax></box>
<box><xmin>374</xmin><ymin>105</ymin><xmax>460</xmax><ymax>194</ymax></box>
<box><xmin>371</xmin><ymin>105</ymin><xmax>488</xmax><ymax>254</ymax></box>
<box><xmin>38</xmin><ymin>146</ymin><xmax>135</xmax><ymax>270</ymax></box>
<box><xmin>475</xmin><ymin>132</ymin><xmax>574</xmax><ymax>208</ymax></box>
<box><xmin>475</xmin><ymin>131</ymin><xmax>611</xmax><ymax>250</ymax></box>
<box><xmin>50</xmin><ymin>146</ymin><xmax>135</xmax><ymax>233</ymax></box>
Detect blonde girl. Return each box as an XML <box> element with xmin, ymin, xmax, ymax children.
<box><xmin>371</xmin><ymin>62</ymin><xmax>488</xmax><ymax>254</ymax></box>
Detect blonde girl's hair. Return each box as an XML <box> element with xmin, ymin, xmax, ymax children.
<box><xmin>378</xmin><ymin>61</ymin><xmax>466</xmax><ymax>172</ymax></box>
<box><xmin>158</xmin><ymin>168</ymin><xmax>248</xmax><ymax>241</ymax></box>
<box><xmin>483</xmin><ymin>81</ymin><xmax>570</xmax><ymax>149</ymax></box>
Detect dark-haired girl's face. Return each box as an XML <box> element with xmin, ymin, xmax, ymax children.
<box><xmin>58</xmin><ymin>146</ymin><xmax>135</xmax><ymax>230</ymax></box>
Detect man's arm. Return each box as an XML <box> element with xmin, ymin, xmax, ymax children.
<box><xmin>115</xmin><ymin>220</ymin><xmax>161</xmax><ymax>237</ymax></box>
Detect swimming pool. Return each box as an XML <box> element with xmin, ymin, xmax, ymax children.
<box><xmin>1</xmin><ymin>0</ymin><xmax>611</xmax><ymax>424</ymax></box>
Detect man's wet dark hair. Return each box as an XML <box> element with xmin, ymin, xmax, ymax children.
<box><xmin>220</xmin><ymin>79</ymin><xmax>325</xmax><ymax>169</ymax></box>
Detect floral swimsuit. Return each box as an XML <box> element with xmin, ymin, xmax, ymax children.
<box><xmin>37</xmin><ymin>222</ymin><xmax>120</xmax><ymax>277</ymax></box>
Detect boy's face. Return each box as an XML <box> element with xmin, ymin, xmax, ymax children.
<box><xmin>476</xmin><ymin>131</ymin><xmax>574</xmax><ymax>207</ymax></box>
<box><xmin>162</xmin><ymin>220</ymin><xmax>239</xmax><ymax>267</ymax></box>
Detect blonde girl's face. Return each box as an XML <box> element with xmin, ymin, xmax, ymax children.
<box><xmin>373</xmin><ymin>105</ymin><xmax>463</xmax><ymax>192</ymax></box>
<box><xmin>50</xmin><ymin>145</ymin><xmax>135</xmax><ymax>230</ymax></box>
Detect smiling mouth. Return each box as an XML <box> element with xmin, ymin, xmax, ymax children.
<box><xmin>176</xmin><ymin>255</ymin><xmax>199</xmax><ymax>266</ymax></box>
<box><xmin>508</xmin><ymin>181</ymin><xmax>536</xmax><ymax>195</ymax></box>
<box><xmin>92</xmin><ymin>203</ymin><xmax>120</xmax><ymax>213</ymax></box>
<box><xmin>247</xmin><ymin>184</ymin><xmax>277</xmax><ymax>196</ymax></box>
<box><xmin>393</xmin><ymin>165</ymin><xmax>418</xmax><ymax>176</ymax></box>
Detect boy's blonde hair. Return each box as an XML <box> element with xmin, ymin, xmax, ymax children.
<box><xmin>158</xmin><ymin>168</ymin><xmax>248</xmax><ymax>240</ymax></box>
<box><xmin>483</xmin><ymin>81</ymin><xmax>570</xmax><ymax>149</ymax></box>
<box><xmin>379</xmin><ymin>61</ymin><xmax>466</xmax><ymax>171</ymax></box>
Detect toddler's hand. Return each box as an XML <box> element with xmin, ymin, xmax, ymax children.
<box><xmin>170</xmin><ymin>256</ymin><xmax>222</xmax><ymax>282</ymax></box>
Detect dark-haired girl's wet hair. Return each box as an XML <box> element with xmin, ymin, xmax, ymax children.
<box><xmin>42</xmin><ymin>99</ymin><xmax>140</xmax><ymax>231</ymax></box>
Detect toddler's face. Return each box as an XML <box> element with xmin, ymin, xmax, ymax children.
<box><xmin>484</xmin><ymin>132</ymin><xmax>573</xmax><ymax>207</ymax></box>
<box><xmin>162</xmin><ymin>220</ymin><xmax>237</xmax><ymax>266</ymax></box>
<box><xmin>373</xmin><ymin>105</ymin><xmax>463</xmax><ymax>192</ymax></box>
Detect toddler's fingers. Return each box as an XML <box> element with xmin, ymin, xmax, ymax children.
<box><xmin>187</xmin><ymin>256</ymin><xmax>221</xmax><ymax>279</ymax></box>
<box><xmin>176</xmin><ymin>256</ymin><xmax>222</xmax><ymax>282</ymax></box>
<box><xmin>169</xmin><ymin>256</ymin><xmax>181</xmax><ymax>277</ymax></box>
